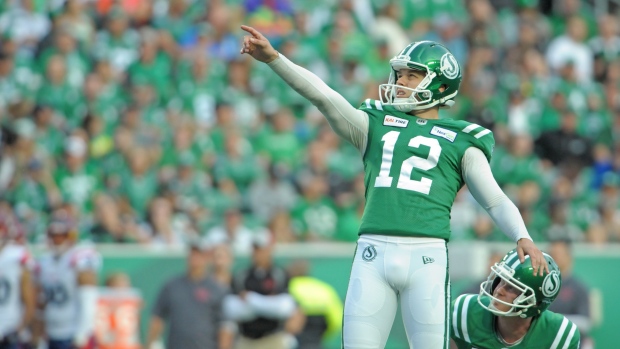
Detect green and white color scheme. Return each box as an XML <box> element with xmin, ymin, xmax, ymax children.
<box><xmin>479</xmin><ymin>249</ymin><xmax>562</xmax><ymax>318</ymax></box>
<box><xmin>358</xmin><ymin>99</ymin><xmax>494</xmax><ymax>241</ymax></box>
<box><xmin>379</xmin><ymin>41</ymin><xmax>462</xmax><ymax>112</ymax></box>
<box><xmin>451</xmin><ymin>295</ymin><xmax>580</xmax><ymax>349</ymax></box>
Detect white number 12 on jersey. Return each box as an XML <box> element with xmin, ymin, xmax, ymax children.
<box><xmin>374</xmin><ymin>131</ymin><xmax>441</xmax><ymax>194</ymax></box>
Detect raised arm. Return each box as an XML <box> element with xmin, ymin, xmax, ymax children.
<box><xmin>240</xmin><ymin>25</ymin><xmax>369</xmax><ymax>153</ymax></box>
<box><xmin>461</xmin><ymin>146</ymin><xmax>549</xmax><ymax>276</ymax></box>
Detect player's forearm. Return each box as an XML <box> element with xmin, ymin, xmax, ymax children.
<box><xmin>218</xmin><ymin>327</ymin><xmax>235</xmax><ymax>349</ymax></box>
<box><xmin>245</xmin><ymin>292</ymin><xmax>296</xmax><ymax>319</ymax></box>
<box><xmin>19</xmin><ymin>269</ymin><xmax>36</xmax><ymax>330</ymax></box>
<box><xmin>267</xmin><ymin>54</ymin><xmax>369</xmax><ymax>152</ymax></box>
<box><xmin>146</xmin><ymin>316</ymin><xmax>164</xmax><ymax>348</ymax></box>
<box><xmin>74</xmin><ymin>286</ymin><xmax>98</xmax><ymax>345</ymax></box>
<box><xmin>222</xmin><ymin>295</ymin><xmax>257</xmax><ymax>321</ymax></box>
<box><xmin>462</xmin><ymin>147</ymin><xmax>532</xmax><ymax>242</ymax></box>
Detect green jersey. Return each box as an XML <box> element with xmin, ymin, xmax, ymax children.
<box><xmin>452</xmin><ymin>294</ymin><xmax>580</xmax><ymax>349</ymax></box>
<box><xmin>359</xmin><ymin>99</ymin><xmax>494</xmax><ymax>240</ymax></box>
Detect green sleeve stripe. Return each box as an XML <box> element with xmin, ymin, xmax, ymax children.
<box><xmin>460</xmin><ymin>295</ymin><xmax>475</xmax><ymax>343</ymax></box>
<box><xmin>561</xmin><ymin>323</ymin><xmax>578</xmax><ymax>349</ymax></box>
<box><xmin>462</xmin><ymin>123</ymin><xmax>480</xmax><ymax>133</ymax></box>
<box><xmin>364</xmin><ymin>99</ymin><xmax>372</xmax><ymax>109</ymax></box>
<box><xmin>474</xmin><ymin>129</ymin><xmax>491</xmax><ymax>139</ymax></box>
<box><xmin>550</xmin><ymin>317</ymin><xmax>570</xmax><ymax>349</ymax></box>
<box><xmin>452</xmin><ymin>294</ymin><xmax>467</xmax><ymax>339</ymax></box>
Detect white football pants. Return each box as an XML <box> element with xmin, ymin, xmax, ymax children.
<box><xmin>342</xmin><ymin>234</ymin><xmax>450</xmax><ymax>349</ymax></box>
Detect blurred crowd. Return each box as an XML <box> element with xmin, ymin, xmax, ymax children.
<box><xmin>1</xmin><ymin>0</ymin><xmax>620</xmax><ymax>247</ymax></box>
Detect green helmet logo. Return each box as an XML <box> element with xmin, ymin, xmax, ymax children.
<box><xmin>478</xmin><ymin>249</ymin><xmax>562</xmax><ymax>318</ymax></box>
<box><xmin>440</xmin><ymin>53</ymin><xmax>459</xmax><ymax>79</ymax></box>
<box><xmin>542</xmin><ymin>270</ymin><xmax>561</xmax><ymax>297</ymax></box>
<box><xmin>379</xmin><ymin>41</ymin><xmax>462</xmax><ymax>112</ymax></box>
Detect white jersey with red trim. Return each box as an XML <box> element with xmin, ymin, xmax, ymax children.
<box><xmin>0</xmin><ymin>243</ymin><xmax>33</xmax><ymax>337</ymax></box>
<box><xmin>37</xmin><ymin>244</ymin><xmax>101</xmax><ymax>340</ymax></box>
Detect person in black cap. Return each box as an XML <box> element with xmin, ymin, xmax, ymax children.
<box><xmin>223</xmin><ymin>230</ymin><xmax>296</xmax><ymax>349</ymax></box>
<box><xmin>146</xmin><ymin>237</ymin><xmax>233</xmax><ymax>349</ymax></box>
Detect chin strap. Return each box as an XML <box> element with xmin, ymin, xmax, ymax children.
<box><xmin>440</xmin><ymin>99</ymin><xmax>455</xmax><ymax>108</ymax></box>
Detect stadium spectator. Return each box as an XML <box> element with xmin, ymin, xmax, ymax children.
<box><xmin>548</xmin><ymin>239</ymin><xmax>594</xmax><ymax>349</ymax></box>
<box><xmin>286</xmin><ymin>259</ymin><xmax>343</xmax><ymax>349</ymax></box>
<box><xmin>247</xmin><ymin>162</ymin><xmax>298</xmax><ymax>224</ymax></box>
<box><xmin>54</xmin><ymin>0</ymin><xmax>96</xmax><ymax>48</ymax></box>
<box><xmin>546</xmin><ymin>16</ymin><xmax>593</xmax><ymax>83</ymax></box>
<box><xmin>146</xmin><ymin>237</ymin><xmax>233</xmax><ymax>349</ymax></box>
<box><xmin>534</xmin><ymin>109</ymin><xmax>593</xmax><ymax>178</ymax></box>
<box><xmin>223</xmin><ymin>230</ymin><xmax>296</xmax><ymax>349</ymax></box>
<box><xmin>589</xmin><ymin>14</ymin><xmax>620</xmax><ymax>82</ymax></box>
<box><xmin>205</xmin><ymin>208</ymin><xmax>255</xmax><ymax>255</ymax></box>
<box><xmin>211</xmin><ymin>242</ymin><xmax>234</xmax><ymax>289</ymax></box>
<box><xmin>142</xmin><ymin>196</ymin><xmax>196</xmax><ymax>248</ymax></box>
<box><xmin>0</xmin><ymin>0</ymin><xmax>50</xmax><ymax>55</ymax></box>
<box><xmin>291</xmin><ymin>175</ymin><xmax>337</xmax><ymax>241</ymax></box>
<box><xmin>93</xmin><ymin>8</ymin><xmax>139</xmax><ymax>74</ymax></box>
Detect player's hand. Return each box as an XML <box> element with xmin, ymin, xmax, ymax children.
<box><xmin>240</xmin><ymin>25</ymin><xmax>279</xmax><ymax>63</ymax></box>
<box><xmin>517</xmin><ymin>238</ymin><xmax>549</xmax><ymax>276</ymax></box>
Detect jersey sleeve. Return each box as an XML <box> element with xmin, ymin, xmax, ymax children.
<box><xmin>450</xmin><ymin>294</ymin><xmax>477</xmax><ymax>345</ymax></box>
<box><xmin>358</xmin><ymin>98</ymin><xmax>384</xmax><ymax>112</ymax></box>
<box><xmin>267</xmin><ymin>54</ymin><xmax>369</xmax><ymax>152</ymax></box>
<box><xmin>460</xmin><ymin>123</ymin><xmax>495</xmax><ymax>162</ymax></box>
<box><xmin>550</xmin><ymin>317</ymin><xmax>581</xmax><ymax>349</ymax></box>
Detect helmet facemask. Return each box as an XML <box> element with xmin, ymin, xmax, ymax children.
<box><xmin>479</xmin><ymin>262</ymin><xmax>538</xmax><ymax>318</ymax></box>
<box><xmin>379</xmin><ymin>58</ymin><xmax>438</xmax><ymax>112</ymax></box>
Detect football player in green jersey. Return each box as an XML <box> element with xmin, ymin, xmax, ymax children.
<box><xmin>240</xmin><ymin>25</ymin><xmax>548</xmax><ymax>349</ymax></box>
<box><xmin>451</xmin><ymin>249</ymin><xmax>580</xmax><ymax>349</ymax></box>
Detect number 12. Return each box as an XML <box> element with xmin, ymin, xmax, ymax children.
<box><xmin>374</xmin><ymin>131</ymin><xmax>441</xmax><ymax>194</ymax></box>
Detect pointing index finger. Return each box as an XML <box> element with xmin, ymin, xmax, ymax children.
<box><xmin>240</xmin><ymin>25</ymin><xmax>264</xmax><ymax>40</ymax></box>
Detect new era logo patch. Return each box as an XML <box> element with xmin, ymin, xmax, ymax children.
<box><xmin>422</xmin><ymin>256</ymin><xmax>435</xmax><ymax>264</ymax></box>
<box><xmin>384</xmin><ymin>115</ymin><xmax>409</xmax><ymax>128</ymax></box>
<box><xmin>430</xmin><ymin>126</ymin><xmax>457</xmax><ymax>142</ymax></box>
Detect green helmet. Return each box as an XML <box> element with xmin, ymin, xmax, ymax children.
<box><xmin>478</xmin><ymin>249</ymin><xmax>562</xmax><ymax>318</ymax></box>
<box><xmin>379</xmin><ymin>41</ymin><xmax>462</xmax><ymax>112</ymax></box>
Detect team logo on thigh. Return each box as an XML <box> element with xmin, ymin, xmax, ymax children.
<box><xmin>361</xmin><ymin>245</ymin><xmax>377</xmax><ymax>261</ymax></box>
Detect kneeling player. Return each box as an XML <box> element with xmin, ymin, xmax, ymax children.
<box><xmin>451</xmin><ymin>249</ymin><xmax>580</xmax><ymax>349</ymax></box>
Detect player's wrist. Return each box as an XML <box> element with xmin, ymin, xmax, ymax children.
<box><xmin>265</xmin><ymin>51</ymin><xmax>280</xmax><ymax>64</ymax></box>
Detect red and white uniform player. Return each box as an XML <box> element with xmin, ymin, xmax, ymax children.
<box><xmin>36</xmin><ymin>212</ymin><xmax>101</xmax><ymax>349</ymax></box>
<box><xmin>0</xmin><ymin>215</ymin><xmax>36</xmax><ymax>348</ymax></box>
